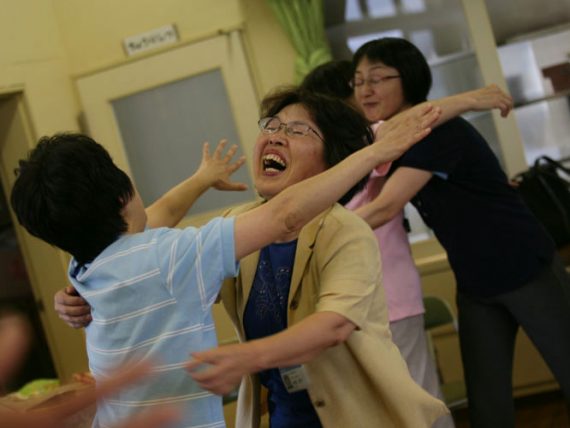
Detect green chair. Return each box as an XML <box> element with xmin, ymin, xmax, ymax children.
<box><xmin>423</xmin><ymin>296</ymin><xmax>468</xmax><ymax>410</ymax></box>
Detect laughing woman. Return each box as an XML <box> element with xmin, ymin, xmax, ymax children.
<box><xmin>189</xmin><ymin>88</ymin><xmax>448</xmax><ymax>428</ymax></box>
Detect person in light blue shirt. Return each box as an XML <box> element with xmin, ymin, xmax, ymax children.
<box><xmin>13</xmin><ymin>135</ymin><xmax>246</xmax><ymax>428</ymax></box>
<box><xmin>11</xmin><ymin>89</ymin><xmax>434</xmax><ymax>428</ymax></box>
<box><xmin>69</xmin><ymin>217</ymin><xmax>237</xmax><ymax>427</ymax></box>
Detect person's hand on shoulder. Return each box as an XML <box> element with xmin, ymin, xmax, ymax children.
<box><xmin>373</xmin><ymin>103</ymin><xmax>442</xmax><ymax>160</ymax></box>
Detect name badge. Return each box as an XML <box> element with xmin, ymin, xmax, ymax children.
<box><xmin>279</xmin><ymin>365</ymin><xmax>310</xmax><ymax>393</ymax></box>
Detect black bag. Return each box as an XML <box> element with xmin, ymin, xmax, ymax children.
<box><xmin>513</xmin><ymin>156</ymin><xmax>570</xmax><ymax>248</ymax></box>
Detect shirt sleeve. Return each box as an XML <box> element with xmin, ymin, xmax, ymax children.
<box><xmin>313</xmin><ymin>210</ymin><xmax>381</xmax><ymax>329</ymax></box>
<box><xmin>157</xmin><ymin>217</ymin><xmax>238</xmax><ymax>307</ymax></box>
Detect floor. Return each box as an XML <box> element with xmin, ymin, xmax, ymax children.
<box><xmin>453</xmin><ymin>390</ymin><xmax>570</xmax><ymax>428</ymax></box>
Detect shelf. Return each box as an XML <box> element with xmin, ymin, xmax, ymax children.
<box><xmin>514</xmin><ymin>89</ymin><xmax>570</xmax><ymax>109</ymax></box>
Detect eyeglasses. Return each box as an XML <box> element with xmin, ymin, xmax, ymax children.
<box><xmin>258</xmin><ymin>116</ymin><xmax>324</xmax><ymax>141</ymax></box>
<box><xmin>349</xmin><ymin>75</ymin><xmax>400</xmax><ymax>88</ymax></box>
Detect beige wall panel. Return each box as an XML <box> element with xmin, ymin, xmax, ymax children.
<box><xmin>240</xmin><ymin>0</ymin><xmax>296</xmax><ymax>96</ymax></box>
<box><xmin>51</xmin><ymin>0</ymin><xmax>295</xmax><ymax>98</ymax></box>
<box><xmin>0</xmin><ymin>1</ymin><xmax>79</xmax><ymax>136</ymax></box>
<box><xmin>18</xmin><ymin>63</ymin><xmax>79</xmax><ymax>134</ymax></box>
<box><xmin>53</xmin><ymin>0</ymin><xmax>244</xmax><ymax>75</ymax></box>
<box><xmin>0</xmin><ymin>0</ymin><xmax>66</xmax><ymax>64</ymax></box>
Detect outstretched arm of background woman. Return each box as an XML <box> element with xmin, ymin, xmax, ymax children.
<box><xmin>186</xmin><ymin>311</ymin><xmax>355</xmax><ymax>395</ymax></box>
<box><xmin>430</xmin><ymin>83</ymin><xmax>513</xmax><ymax>125</ymax></box>
<box><xmin>379</xmin><ymin>84</ymin><xmax>512</xmax><ymax>141</ymax></box>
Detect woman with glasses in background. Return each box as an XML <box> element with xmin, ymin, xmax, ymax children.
<box><xmin>348</xmin><ymin>37</ymin><xmax>570</xmax><ymax>428</ymax></box>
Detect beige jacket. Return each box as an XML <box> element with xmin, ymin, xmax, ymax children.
<box><xmin>221</xmin><ymin>201</ymin><xmax>448</xmax><ymax>428</ymax></box>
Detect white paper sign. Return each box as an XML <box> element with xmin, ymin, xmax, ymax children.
<box><xmin>123</xmin><ymin>24</ymin><xmax>178</xmax><ymax>56</ymax></box>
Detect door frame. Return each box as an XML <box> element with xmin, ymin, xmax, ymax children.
<box><xmin>0</xmin><ymin>90</ymin><xmax>88</xmax><ymax>381</ymax></box>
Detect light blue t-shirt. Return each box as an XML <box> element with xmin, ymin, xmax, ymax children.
<box><xmin>69</xmin><ymin>217</ymin><xmax>237</xmax><ymax>428</ymax></box>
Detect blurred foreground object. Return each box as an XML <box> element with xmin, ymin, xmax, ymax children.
<box><xmin>0</xmin><ymin>313</ymin><xmax>180</xmax><ymax>428</ymax></box>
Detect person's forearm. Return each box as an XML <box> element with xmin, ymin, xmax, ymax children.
<box><xmin>353</xmin><ymin>198</ymin><xmax>398</xmax><ymax>229</ymax></box>
<box><xmin>233</xmin><ymin>145</ymin><xmax>381</xmax><ymax>259</ymax></box>
<box><xmin>352</xmin><ymin>166</ymin><xmax>434</xmax><ymax>230</ymax></box>
<box><xmin>146</xmin><ymin>174</ymin><xmax>211</xmax><ymax>228</ymax></box>
<box><xmin>249</xmin><ymin>312</ymin><xmax>355</xmax><ymax>371</ymax></box>
<box><xmin>427</xmin><ymin>84</ymin><xmax>513</xmax><ymax>127</ymax></box>
<box><xmin>414</xmin><ymin>91</ymin><xmax>482</xmax><ymax>128</ymax></box>
<box><xmin>430</xmin><ymin>94</ymin><xmax>473</xmax><ymax>126</ymax></box>
<box><xmin>272</xmin><ymin>145</ymin><xmax>383</xmax><ymax>234</ymax></box>
<box><xmin>187</xmin><ymin>311</ymin><xmax>357</xmax><ymax>395</ymax></box>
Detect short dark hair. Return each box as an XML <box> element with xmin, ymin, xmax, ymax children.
<box><xmin>353</xmin><ymin>37</ymin><xmax>432</xmax><ymax>105</ymax></box>
<box><xmin>11</xmin><ymin>133</ymin><xmax>134</xmax><ymax>265</ymax></box>
<box><xmin>260</xmin><ymin>87</ymin><xmax>372</xmax><ymax>205</ymax></box>
<box><xmin>300</xmin><ymin>60</ymin><xmax>354</xmax><ymax>100</ymax></box>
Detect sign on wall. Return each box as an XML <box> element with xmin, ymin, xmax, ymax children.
<box><xmin>123</xmin><ymin>24</ymin><xmax>179</xmax><ymax>57</ymax></box>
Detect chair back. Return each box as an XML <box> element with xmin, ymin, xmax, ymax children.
<box><xmin>423</xmin><ymin>295</ymin><xmax>468</xmax><ymax>410</ymax></box>
<box><xmin>423</xmin><ymin>296</ymin><xmax>455</xmax><ymax>329</ymax></box>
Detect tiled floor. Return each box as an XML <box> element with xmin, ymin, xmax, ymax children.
<box><xmin>453</xmin><ymin>390</ymin><xmax>569</xmax><ymax>428</ymax></box>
